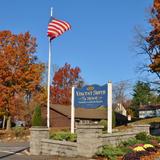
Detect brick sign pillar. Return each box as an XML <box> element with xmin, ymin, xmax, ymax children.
<box><xmin>30</xmin><ymin>127</ymin><xmax>49</xmax><ymax>155</ymax></box>
<box><xmin>76</xmin><ymin>124</ymin><xmax>103</xmax><ymax>157</ymax></box>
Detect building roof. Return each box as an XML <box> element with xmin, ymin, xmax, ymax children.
<box><xmin>50</xmin><ymin>104</ymin><xmax>107</xmax><ymax>120</ymax></box>
<box><xmin>139</xmin><ymin>105</ymin><xmax>160</xmax><ymax>111</ymax></box>
<box><xmin>50</xmin><ymin>104</ymin><xmax>127</xmax><ymax>122</ymax></box>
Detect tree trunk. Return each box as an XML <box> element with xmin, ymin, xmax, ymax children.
<box><xmin>2</xmin><ymin>115</ymin><xmax>6</xmax><ymax>129</ymax></box>
<box><xmin>6</xmin><ymin>116</ymin><xmax>11</xmax><ymax>130</ymax></box>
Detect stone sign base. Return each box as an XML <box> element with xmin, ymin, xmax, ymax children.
<box><xmin>30</xmin><ymin>124</ymin><xmax>150</xmax><ymax>158</ymax></box>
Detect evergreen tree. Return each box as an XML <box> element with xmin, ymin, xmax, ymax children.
<box><xmin>132</xmin><ymin>81</ymin><xmax>152</xmax><ymax>106</ymax></box>
<box><xmin>131</xmin><ymin>81</ymin><xmax>157</xmax><ymax>116</ymax></box>
<box><xmin>32</xmin><ymin>105</ymin><xmax>42</xmax><ymax>126</ymax></box>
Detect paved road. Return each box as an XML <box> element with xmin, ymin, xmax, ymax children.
<box><xmin>0</xmin><ymin>142</ymin><xmax>96</xmax><ymax>160</ymax></box>
<box><xmin>0</xmin><ymin>142</ymin><xmax>30</xmax><ymax>159</ymax></box>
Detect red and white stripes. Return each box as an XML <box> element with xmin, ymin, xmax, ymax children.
<box><xmin>47</xmin><ymin>18</ymin><xmax>71</xmax><ymax>40</ymax></box>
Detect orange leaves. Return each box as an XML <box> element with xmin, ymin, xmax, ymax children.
<box><xmin>146</xmin><ymin>0</ymin><xmax>160</xmax><ymax>73</ymax></box>
<box><xmin>51</xmin><ymin>63</ymin><xmax>83</xmax><ymax>105</ymax></box>
<box><xmin>149</xmin><ymin>54</ymin><xmax>160</xmax><ymax>72</ymax></box>
<box><xmin>0</xmin><ymin>30</ymin><xmax>45</xmax><ymax>117</ymax></box>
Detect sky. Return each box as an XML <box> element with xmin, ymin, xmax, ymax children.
<box><xmin>0</xmin><ymin>0</ymin><xmax>154</xmax><ymax>86</ymax></box>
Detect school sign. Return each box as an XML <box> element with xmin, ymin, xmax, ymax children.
<box><xmin>74</xmin><ymin>84</ymin><xmax>107</xmax><ymax>108</ymax></box>
<box><xmin>71</xmin><ymin>82</ymin><xmax>112</xmax><ymax>134</ymax></box>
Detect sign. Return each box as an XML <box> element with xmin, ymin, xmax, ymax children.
<box><xmin>74</xmin><ymin>84</ymin><xmax>107</xmax><ymax>108</ymax></box>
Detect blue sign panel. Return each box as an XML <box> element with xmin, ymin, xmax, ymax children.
<box><xmin>74</xmin><ymin>84</ymin><xmax>107</xmax><ymax>108</ymax></box>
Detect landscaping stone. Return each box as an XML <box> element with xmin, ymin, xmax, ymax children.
<box><xmin>29</xmin><ymin>124</ymin><xmax>151</xmax><ymax>158</ymax></box>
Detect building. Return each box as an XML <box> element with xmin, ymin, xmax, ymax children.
<box><xmin>139</xmin><ymin>105</ymin><xmax>160</xmax><ymax>118</ymax></box>
<box><xmin>42</xmin><ymin>104</ymin><xmax>127</xmax><ymax>128</ymax></box>
<box><xmin>113</xmin><ymin>103</ymin><xmax>127</xmax><ymax>116</ymax></box>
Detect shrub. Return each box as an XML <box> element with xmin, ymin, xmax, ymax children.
<box><xmin>154</xmin><ymin>136</ymin><xmax>160</xmax><ymax>143</ymax></box>
<box><xmin>32</xmin><ymin>105</ymin><xmax>42</xmax><ymax>126</ymax></box>
<box><xmin>99</xmin><ymin>112</ymin><xmax>116</xmax><ymax>131</ymax></box>
<box><xmin>50</xmin><ymin>131</ymin><xmax>77</xmax><ymax>142</ymax></box>
<box><xmin>135</xmin><ymin>132</ymin><xmax>149</xmax><ymax>142</ymax></box>
<box><xmin>96</xmin><ymin>145</ymin><xmax>125</xmax><ymax>160</ymax></box>
<box><xmin>120</xmin><ymin>138</ymin><xmax>143</xmax><ymax>147</ymax></box>
<box><xmin>99</xmin><ymin>119</ymin><xmax>107</xmax><ymax>131</ymax></box>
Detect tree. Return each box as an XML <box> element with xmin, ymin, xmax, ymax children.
<box><xmin>50</xmin><ymin>63</ymin><xmax>84</xmax><ymax>105</ymax></box>
<box><xmin>113</xmin><ymin>81</ymin><xmax>130</xmax><ymax>104</ymax></box>
<box><xmin>147</xmin><ymin>0</ymin><xmax>160</xmax><ymax>74</ymax></box>
<box><xmin>131</xmin><ymin>81</ymin><xmax>158</xmax><ymax>116</ymax></box>
<box><xmin>0</xmin><ymin>31</ymin><xmax>45</xmax><ymax>128</ymax></box>
<box><xmin>134</xmin><ymin>0</ymin><xmax>160</xmax><ymax>80</ymax></box>
<box><xmin>32</xmin><ymin>104</ymin><xmax>42</xmax><ymax>126</ymax></box>
<box><xmin>132</xmin><ymin>81</ymin><xmax>152</xmax><ymax>106</ymax></box>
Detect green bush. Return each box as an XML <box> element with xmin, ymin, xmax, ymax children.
<box><xmin>99</xmin><ymin>112</ymin><xmax>116</xmax><ymax>131</ymax></box>
<box><xmin>50</xmin><ymin>131</ymin><xmax>77</xmax><ymax>142</ymax></box>
<box><xmin>96</xmin><ymin>145</ymin><xmax>125</xmax><ymax>160</ymax></box>
<box><xmin>135</xmin><ymin>132</ymin><xmax>148</xmax><ymax>141</ymax></box>
<box><xmin>120</xmin><ymin>137</ymin><xmax>143</xmax><ymax>147</ymax></box>
<box><xmin>97</xmin><ymin>134</ymin><xmax>160</xmax><ymax>160</ymax></box>
<box><xmin>154</xmin><ymin>136</ymin><xmax>160</xmax><ymax>143</ymax></box>
<box><xmin>32</xmin><ymin>105</ymin><xmax>42</xmax><ymax>126</ymax></box>
<box><xmin>99</xmin><ymin>119</ymin><xmax>107</xmax><ymax>131</ymax></box>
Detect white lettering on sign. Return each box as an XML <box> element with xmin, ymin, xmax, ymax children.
<box><xmin>76</xmin><ymin>90</ymin><xmax>106</xmax><ymax>97</ymax></box>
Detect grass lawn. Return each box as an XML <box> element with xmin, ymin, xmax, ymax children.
<box><xmin>129</xmin><ymin>117</ymin><xmax>160</xmax><ymax>125</ymax></box>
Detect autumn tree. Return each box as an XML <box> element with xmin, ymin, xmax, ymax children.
<box><xmin>147</xmin><ymin>0</ymin><xmax>160</xmax><ymax>74</ymax></box>
<box><xmin>0</xmin><ymin>31</ymin><xmax>45</xmax><ymax>129</ymax></box>
<box><xmin>134</xmin><ymin>0</ymin><xmax>160</xmax><ymax>80</ymax></box>
<box><xmin>50</xmin><ymin>63</ymin><xmax>84</xmax><ymax>105</ymax></box>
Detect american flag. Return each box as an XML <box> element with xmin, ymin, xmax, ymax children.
<box><xmin>47</xmin><ymin>18</ymin><xmax>71</xmax><ymax>40</ymax></box>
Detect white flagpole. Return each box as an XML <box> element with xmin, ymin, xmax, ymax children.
<box><xmin>47</xmin><ymin>7</ymin><xmax>53</xmax><ymax>128</ymax></box>
<box><xmin>47</xmin><ymin>39</ymin><xmax>51</xmax><ymax>128</ymax></box>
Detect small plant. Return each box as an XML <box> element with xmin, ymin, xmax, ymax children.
<box><xmin>154</xmin><ymin>136</ymin><xmax>160</xmax><ymax>143</ymax></box>
<box><xmin>135</xmin><ymin>132</ymin><xmax>148</xmax><ymax>141</ymax></box>
<box><xmin>143</xmin><ymin>144</ymin><xmax>154</xmax><ymax>149</ymax></box>
<box><xmin>32</xmin><ymin>105</ymin><xmax>42</xmax><ymax>126</ymax></box>
<box><xmin>99</xmin><ymin>119</ymin><xmax>107</xmax><ymax>131</ymax></box>
<box><xmin>120</xmin><ymin>138</ymin><xmax>143</xmax><ymax>147</ymax></box>
<box><xmin>133</xmin><ymin>146</ymin><xmax>145</xmax><ymax>152</ymax></box>
<box><xmin>50</xmin><ymin>131</ymin><xmax>77</xmax><ymax>142</ymax></box>
<box><xmin>96</xmin><ymin>145</ymin><xmax>125</xmax><ymax>160</ymax></box>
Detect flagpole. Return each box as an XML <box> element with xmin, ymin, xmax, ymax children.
<box><xmin>47</xmin><ymin>7</ymin><xmax>53</xmax><ymax>128</ymax></box>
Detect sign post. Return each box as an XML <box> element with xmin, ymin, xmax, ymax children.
<box><xmin>71</xmin><ymin>86</ymin><xmax>75</xmax><ymax>133</ymax></box>
<box><xmin>107</xmin><ymin>81</ymin><xmax>112</xmax><ymax>133</ymax></box>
